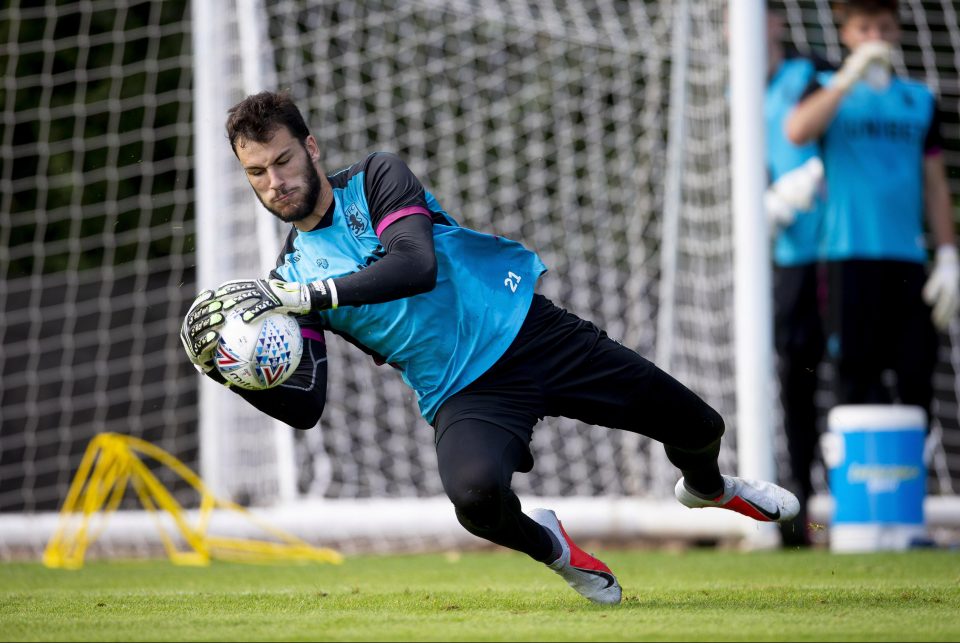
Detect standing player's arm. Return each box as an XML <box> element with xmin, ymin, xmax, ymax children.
<box><xmin>923</xmin><ymin>154</ymin><xmax>955</xmax><ymax>249</ymax></box>
<box><xmin>784</xmin><ymin>84</ymin><xmax>843</xmax><ymax>145</ymax></box>
<box><xmin>921</xmin><ymin>152</ymin><xmax>959</xmax><ymax>332</ymax></box>
<box><xmin>920</xmin><ymin>103</ymin><xmax>959</xmax><ymax>332</ymax></box>
<box><xmin>786</xmin><ymin>42</ymin><xmax>891</xmax><ymax>145</ymax></box>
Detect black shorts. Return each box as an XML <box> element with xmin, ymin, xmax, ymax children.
<box><xmin>432</xmin><ymin>294</ymin><xmax>721</xmax><ymax>453</ymax></box>
<box><xmin>825</xmin><ymin>259</ymin><xmax>937</xmax><ymax>409</ymax></box>
<box><xmin>773</xmin><ymin>262</ymin><xmax>825</xmax><ymax>364</ymax></box>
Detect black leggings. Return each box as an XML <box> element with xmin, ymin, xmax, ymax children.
<box><xmin>774</xmin><ymin>263</ymin><xmax>826</xmax><ymax>506</ymax></box>
<box><xmin>432</xmin><ymin>295</ymin><xmax>726</xmax><ymax>561</ymax></box>
<box><xmin>436</xmin><ymin>419</ymin><xmax>555</xmax><ymax>561</ymax></box>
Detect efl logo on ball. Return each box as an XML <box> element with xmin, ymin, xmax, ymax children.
<box><xmin>215</xmin><ymin>308</ymin><xmax>303</xmax><ymax>390</ymax></box>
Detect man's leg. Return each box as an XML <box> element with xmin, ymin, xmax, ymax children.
<box><xmin>889</xmin><ymin>262</ymin><xmax>937</xmax><ymax>420</ymax></box>
<box><xmin>434</xmin><ymin>417</ymin><xmax>552</xmax><ymax>560</ymax></box>
<box><xmin>514</xmin><ymin>296</ymin><xmax>797</xmax><ymax>522</ymax></box>
<box><xmin>433</xmin><ymin>412</ymin><xmax>622</xmax><ymax>605</ymax></box>
<box><xmin>774</xmin><ymin>263</ymin><xmax>826</xmax><ymax>544</ymax></box>
<box><xmin>527</xmin><ymin>307</ymin><xmax>725</xmax><ymax>495</ymax></box>
<box><xmin>826</xmin><ymin>260</ymin><xmax>889</xmax><ymax>405</ymax></box>
<box><xmin>495</xmin><ymin>296</ymin><xmax>726</xmax><ymax>496</ymax></box>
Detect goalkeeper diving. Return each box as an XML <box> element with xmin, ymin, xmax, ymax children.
<box><xmin>181</xmin><ymin>91</ymin><xmax>801</xmax><ymax>605</ymax></box>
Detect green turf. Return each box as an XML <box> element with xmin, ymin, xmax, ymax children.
<box><xmin>2</xmin><ymin>549</ymin><xmax>959</xmax><ymax>641</ymax></box>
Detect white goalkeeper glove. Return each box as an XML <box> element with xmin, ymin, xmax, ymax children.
<box><xmin>832</xmin><ymin>41</ymin><xmax>892</xmax><ymax>93</ymax></box>
<box><xmin>215</xmin><ymin>278</ymin><xmax>336</xmax><ymax>323</ymax></box>
<box><xmin>764</xmin><ymin>189</ymin><xmax>797</xmax><ymax>228</ymax></box>
<box><xmin>922</xmin><ymin>245</ymin><xmax>960</xmax><ymax>332</ymax></box>
<box><xmin>180</xmin><ymin>289</ymin><xmax>225</xmax><ymax>374</ymax></box>
<box><xmin>764</xmin><ymin>157</ymin><xmax>824</xmax><ymax>228</ymax></box>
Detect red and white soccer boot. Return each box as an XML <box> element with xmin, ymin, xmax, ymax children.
<box><xmin>528</xmin><ymin>508</ymin><xmax>622</xmax><ymax>605</ymax></box>
<box><xmin>674</xmin><ymin>475</ymin><xmax>800</xmax><ymax>523</ymax></box>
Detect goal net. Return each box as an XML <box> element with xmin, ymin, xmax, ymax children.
<box><xmin>2</xmin><ymin>0</ymin><xmax>959</xmax><ymax>559</ymax></box>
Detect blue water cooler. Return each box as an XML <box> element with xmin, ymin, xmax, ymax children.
<box><xmin>822</xmin><ymin>405</ymin><xmax>927</xmax><ymax>552</ymax></box>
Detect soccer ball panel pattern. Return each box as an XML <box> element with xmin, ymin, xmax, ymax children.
<box><xmin>216</xmin><ymin>309</ymin><xmax>303</xmax><ymax>390</ymax></box>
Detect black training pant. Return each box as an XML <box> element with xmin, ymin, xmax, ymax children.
<box><xmin>773</xmin><ymin>263</ymin><xmax>825</xmax><ymax>508</ymax></box>
<box><xmin>825</xmin><ymin>260</ymin><xmax>937</xmax><ymax>418</ymax></box>
<box><xmin>432</xmin><ymin>294</ymin><xmax>726</xmax><ymax>561</ymax></box>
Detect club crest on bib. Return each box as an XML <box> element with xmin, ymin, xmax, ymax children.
<box><xmin>345</xmin><ymin>203</ymin><xmax>367</xmax><ymax>237</ymax></box>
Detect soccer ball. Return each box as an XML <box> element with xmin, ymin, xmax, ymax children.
<box><xmin>214</xmin><ymin>308</ymin><xmax>303</xmax><ymax>390</ymax></box>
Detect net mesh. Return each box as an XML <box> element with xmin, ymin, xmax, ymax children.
<box><xmin>0</xmin><ymin>1</ymin><xmax>198</xmax><ymax>515</ymax></box>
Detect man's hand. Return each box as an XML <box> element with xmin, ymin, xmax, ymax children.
<box><xmin>764</xmin><ymin>157</ymin><xmax>824</xmax><ymax>228</ymax></box>
<box><xmin>764</xmin><ymin>189</ymin><xmax>797</xmax><ymax>228</ymax></box>
<box><xmin>832</xmin><ymin>41</ymin><xmax>891</xmax><ymax>93</ymax></box>
<box><xmin>215</xmin><ymin>278</ymin><xmax>313</xmax><ymax>322</ymax></box>
<box><xmin>180</xmin><ymin>289</ymin><xmax>225</xmax><ymax>374</ymax></box>
<box><xmin>922</xmin><ymin>245</ymin><xmax>960</xmax><ymax>332</ymax></box>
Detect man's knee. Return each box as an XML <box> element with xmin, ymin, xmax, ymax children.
<box><xmin>442</xmin><ymin>464</ymin><xmax>506</xmax><ymax>516</ymax></box>
<box><xmin>690</xmin><ymin>405</ymin><xmax>725</xmax><ymax>451</ymax></box>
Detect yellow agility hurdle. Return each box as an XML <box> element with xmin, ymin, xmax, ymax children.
<box><xmin>43</xmin><ymin>432</ymin><xmax>343</xmax><ymax>569</ymax></box>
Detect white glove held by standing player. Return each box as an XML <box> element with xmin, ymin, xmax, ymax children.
<box><xmin>832</xmin><ymin>41</ymin><xmax>892</xmax><ymax>93</ymax></box>
<box><xmin>764</xmin><ymin>157</ymin><xmax>825</xmax><ymax>228</ymax></box>
<box><xmin>922</xmin><ymin>245</ymin><xmax>960</xmax><ymax>332</ymax></box>
<box><xmin>764</xmin><ymin>189</ymin><xmax>797</xmax><ymax>228</ymax></box>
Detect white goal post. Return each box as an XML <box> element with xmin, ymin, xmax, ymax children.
<box><xmin>2</xmin><ymin>0</ymin><xmax>960</xmax><ymax>560</ymax></box>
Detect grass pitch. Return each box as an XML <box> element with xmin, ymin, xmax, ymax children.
<box><xmin>2</xmin><ymin>548</ymin><xmax>959</xmax><ymax>641</ymax></box>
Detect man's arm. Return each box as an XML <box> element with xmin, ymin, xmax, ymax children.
<box><xmin>785</xmin><ymin>84</ymin><xmax>845</xmax><ymax>145</ymax></box>
<box><xmin>786</xmin><ymin>41</ymin><xmax>891</xmax><ymax>145</ymax></box>
<box><xmin>213</xmin><ymin>213</ymin><xmax>438</xmax><ymax>319</ymax></box>
<box><xmin>328</xmin><ymin>152</ymin><xmax>438</xmax><ymax>305</ymax></box>
<box><xmin>923</xmin><ymin>153</ymin><xmax>955</xmax><ymax>250</ymax></box>
<box><xmin>192</xmin><ymin>325</ymin><xmax>329</xmax><ymax>430</ymax></box>
<box><xmin>220</xmin><ymin>333</ymin><xmax>329</xmax><ymax>430</ymax></box>
<box><xmin>764</xmin><ymin>157</ymin><xmax>824</xmax><ymax>228</ymax></box>
<box><xmin>921</xmin><ymin>152</ymin><xmax>960</xmax><ymax>332</ymax></box>
<box><xmin>325</xmin><ymin>213</ymin><xmax>437</xmax><ymax>307</ymax></box>
<box><xmin>920</xmin><ymin>102</ymin><xmax>957</xmax><ymax>332</ymax></box>
<box><xmin>215</xmin><ymin>154</ymin><xmax>440</xmax><ymax>320</ymax></box>
<box><xmin>181</xmin><ymin>285</ymin><xmax>329</xmax><ymax>429</ymax></box>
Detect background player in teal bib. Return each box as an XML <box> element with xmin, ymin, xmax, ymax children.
<box><xmin>181</xmin><ymin>91</ymin><xmax>801</xmax><ymax>605</ymax></box>
<box><xmin>762</xmin><ymin>6</ymin><xmax>832</xmax><ymax>548</ymax></box>
<box><xmin>786</xmin><ymin>0</ymin><xmax>958</xmax><ymax>428</ymax></box>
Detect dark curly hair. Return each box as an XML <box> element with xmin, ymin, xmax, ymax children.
<box><xmin>832</xmin><ymin>0</ymin><xmax>899</xmax><ymax>23</ymax></box>
<box><xmin>225</xmin><ymin>90</ymin><xmax>311</xmax><ymax>154</ymax></box>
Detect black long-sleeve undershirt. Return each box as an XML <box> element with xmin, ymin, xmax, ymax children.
<box><xmin>206</xmin><ymin>213</ymin><xmax>438</xmax><ymax>429</ymax></box>
<box><xmin>328</xmin><ymin>213</ymin><xmax>438</xmax><ymax>307</ymax></box>
<box><xmin>206</xmin><ymin>337</ymin><xmax>328</xmax><ymax>430</ymax></box>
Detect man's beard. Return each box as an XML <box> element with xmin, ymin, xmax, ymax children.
<box><xmin>259</xmin><ymin>161</ymin><xmax>322</xmax><ymax>223</ymax></box>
